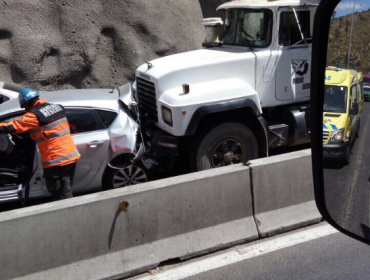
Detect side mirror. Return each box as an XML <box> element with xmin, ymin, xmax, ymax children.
<box><xmin>351</xmin><ymin>103</ymin><xmax>359</xmax><ymax>115</ymax></box>
<box><xmin>312</xmin><ymin>0</ymin><xmax>370</xmax><ymax>245</ymax></box>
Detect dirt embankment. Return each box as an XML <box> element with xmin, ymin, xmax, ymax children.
<box><xmin>0</xmin><ymin>0</ymin><xmax>228</xmax><ymax>90</ymax></box>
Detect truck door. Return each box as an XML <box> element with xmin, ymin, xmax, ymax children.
<box><xmin>275</xmin><ymin>7</ymin><xmax>314</xmax><ymax>102</ymax></box>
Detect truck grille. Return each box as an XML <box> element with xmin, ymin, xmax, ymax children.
<box><xmin>136</xmin><ymin>77</ymin><xmax>158</xmax><ymax>123</ymax></box>
<box><xmin>323</xmin><ymin>131</ymin><xmax>329</xmax><ymax>143</ymax></box>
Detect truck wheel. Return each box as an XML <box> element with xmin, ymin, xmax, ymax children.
<box><xmin>103</xmin><ymin>162</ymin><xmax>150</xmax><ymax>190</ymax></box>
<box><xmin>190</xmin><ymin>122</ymin><xmax>258</xmax><ymax>171</ymax></box>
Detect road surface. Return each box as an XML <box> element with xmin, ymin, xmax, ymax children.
<box><xmin>324</xmin><ymin>102</ymin><xmax>370</xmax><ymax>238</ymax></box>
<box><xmin>129</xmin><ymin>223</ymin><xmax>370</xmax><ymax>280</ymax></box>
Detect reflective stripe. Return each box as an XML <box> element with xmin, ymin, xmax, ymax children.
<box><xmin>46</xmin><ymin>128</ymin><xmax>70</xmax><ymax>139</ymax></box>
<box><xmin>43</xmin><ymin>118</ymin><xmax>68</xmax><ymax>131</ymax></box>
<box><xmin>42</xmin><ymin>150</ymin><xmax>79</xmax><ymax>167</ymax></box>
<box><xmin>34</xmin><ymin>137</ymin><xmax>45</xmax><ymax>143</ymax></box>
<box><xmin>30</xmin><ymin>128</ymin><xmax>41</xmax><ymax>134</ymax></box>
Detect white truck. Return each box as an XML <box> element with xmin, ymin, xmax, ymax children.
<box><xmin>128</xmin><ymin>0</ymin><xmax>319</xmax><ymax>171</ymax></box>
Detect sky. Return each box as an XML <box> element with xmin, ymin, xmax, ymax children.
<box><xmin>334</xmin><ymin>0</ymin><xmax>369</xmax><ymax>17</ymax></box>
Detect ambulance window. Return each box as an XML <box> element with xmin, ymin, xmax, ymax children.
<box><xmin>65</xmin><ymin>109</ymin><xmax>104</xmax><ymax>135</ymax></box>
<box><xmin>279</xmin><ymin>11</ymin><xmax>311</xmax><ymax>46</ymax></box>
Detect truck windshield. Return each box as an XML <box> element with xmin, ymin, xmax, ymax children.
<box><xmin>223</xmin><ymin>9</ymin><xmax>273</xmax><ymax>48</ymax></box>
<box><xmin>323</xmin><ymin>85</ymin><xmax>348</xmax><ymax>113</ymax></box>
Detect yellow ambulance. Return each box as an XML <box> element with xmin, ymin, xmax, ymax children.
<box><xmin>323</xmin><ymin>67</ymin><xmax>363</xmax><ymax>164</ymax></box>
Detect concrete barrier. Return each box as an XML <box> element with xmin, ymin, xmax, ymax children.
<box><xmin>249</xmin><ymin>149</ymin><xmax>321</xmax><ymax>237</ymax></box>
<box><xmin>0</xmin><ymin>164</ymin><xmax>257</xmax><ymax>280</ymax></box>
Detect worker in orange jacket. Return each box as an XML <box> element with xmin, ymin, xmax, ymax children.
<box><xmin>0</xmin><ymin>88</ymin><xmax>80</xmax><ymax>200</ymax></box>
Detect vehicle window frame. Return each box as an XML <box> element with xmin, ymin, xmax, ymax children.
<box><xmin>0</xmin><ymin>112</ymin><xmax>31</xmax><ymax>138</ymax></box>
<box><xmin>279</xmin><ymin>9</ymin><xmax>312</xmax><ymax>47</ymax></box>
<box><xmin>64</xmin><ymin>107</ymin><xmax>105</xmax><ymax>135</ymax></box>
<box><xmin>0</xmin><ymin>112</ymin><xmax>23</xmax><ymax>124</ymax></box>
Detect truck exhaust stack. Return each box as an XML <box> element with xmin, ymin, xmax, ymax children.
<box><xmin>201</xmin><ymin>18</ymin><xmax>223</xmax><ymax>47</ymax></box>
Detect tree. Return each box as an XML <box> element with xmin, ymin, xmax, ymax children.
<box><xmin>334</xmin><ymin>28</ymin><xmax>340</xmax><ymax>39</ymax></box>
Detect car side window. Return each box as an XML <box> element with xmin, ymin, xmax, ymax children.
<box><xmin>96</xmin><ymin>110</ymin><xmax>117</xmax><ymax>129</ymax></box>
<box><xmin>279</xmin><ymin>10</ymin><xmax>311</xmax><ymax>46</ymax></box>
<box><xmin>0</xmin><ymin>94</ymin><xmax>10</xmax><ymax>105</ymax></box>
<box><xmin>65</xmin><ymin>109</ymin><xmax>104</xmax><ymax>135</ymax></box>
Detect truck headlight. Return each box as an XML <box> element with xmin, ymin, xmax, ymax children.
<box><xmin>330</xmin><ymin>128</ymin><xmax>345</xmax><ymax>142</ymax></box>
<box><xmin>162</xmin><ymin>106</ymin><xmax>173</xmax><ymax>126</ymax></box>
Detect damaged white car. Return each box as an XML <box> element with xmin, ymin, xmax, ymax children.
<box><xmin>0</xmin><ymin>84</ymin><xmax>150</xmax><ymax>203</ymax></box>
<box><xmin>0</xmin><ymin>82</ymin><xmax>21</xmax><ymax>105</ymax></box>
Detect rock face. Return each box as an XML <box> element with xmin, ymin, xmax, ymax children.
<box><xmin>0</xmin><ymin>0</ymin><xmax>228</xmax><ymax>90</ymax></box>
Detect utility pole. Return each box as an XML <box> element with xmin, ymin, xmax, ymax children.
<box><xmin>347</xmin><ymin>0</ymin><xmax>356</xmax><ymax>68</ymax></box>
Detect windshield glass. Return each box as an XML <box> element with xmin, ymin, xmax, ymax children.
<box><xmin>223</xmin><ymin>9</ymin><xmax>273</xmax><ymax>48</ymax></box>
<box><xmin>324</xmin><ymin>85</ymin><xmax>348</xmax><ymax>113</ymax></box>
<box><xmin>364</xmin><ymin>86</ymin><xmax>370</xmax><ymax>94</ymax></box>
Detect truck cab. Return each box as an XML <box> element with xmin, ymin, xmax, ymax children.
<box><xmin>322</xmin><ymin>68</ymin><xmax>363</xmax><ymax>164</ymax></box>
<box><xmin>132</xmin><ymin>0</ymin><xmax>319</xmax><ymax>171</ymax></box>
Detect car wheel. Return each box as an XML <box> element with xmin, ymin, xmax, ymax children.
<box><xmin>190</xmin><ymin>122</ymin><xmax>258</xmax><ymax>171</ymax></box>
<box><xmin>104</xmin><ymin>162</ymin><xmax>149</xmax><ymax>190</ymax></box>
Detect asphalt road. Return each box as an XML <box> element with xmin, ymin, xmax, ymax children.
<box><xmin>324</xmin><ymin>102</ymin><xmax>370</xmax><ymax>238</ymax></box>
<box><xmin>184</xmin><ymin>227</ymin><xmax>370</xmax><ymax>280</ymax></box>
<box><xmin>129</xmin><ymin>223</ymin><xmax>370</xmax><ymax>280</ymax></box>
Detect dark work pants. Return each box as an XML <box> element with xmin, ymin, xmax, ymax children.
<box><xmin>43</xmin><ymin>162</ymin><xmax>76</xmax><ymax>201</ymax></box>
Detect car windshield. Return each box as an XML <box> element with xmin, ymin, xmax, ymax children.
<box><xmin>363</xmin><ymin>86</ymin><xmax>370</xmax><ymax>94</ymax></box>
<box><xmin>223</xmin><ymin>9</ymin><xmax>273</xmax><ymax>48</ymax></box>
<box><xmin>323</xmin><ymin>85</ymin><xmax>348</xmax><ymax>113</ymax></box>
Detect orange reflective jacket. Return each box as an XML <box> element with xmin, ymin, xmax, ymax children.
<box><xmin>0</xmin><ymin>98</ymin><xmax>80</xmax><ymax>168</ymax></box>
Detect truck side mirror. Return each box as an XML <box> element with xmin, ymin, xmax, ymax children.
<box><xmin>312</xmin><ymin>0</ymin><xmax>370</xmax><ymax>245</ymax></box>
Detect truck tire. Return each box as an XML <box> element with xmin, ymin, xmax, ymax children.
<box><xmin>190</xmin><ymin>122</ymin><xmax>258</xmax><ymax>171</ymax></box>
<box><xmin>103</xmin><ymin>162</ymin><xmax>151</xmax><ymax>190</ymax></box>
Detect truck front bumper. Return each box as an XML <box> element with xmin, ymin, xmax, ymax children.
<box><xmin>323</xmin><ymin>141</ymin><xmax>348</xmax><ymax>159</ymax></box>
<box><xmin>144</xmin><ymin>125</ymin><xmax>179</xmax><ymax>156</ymax></box>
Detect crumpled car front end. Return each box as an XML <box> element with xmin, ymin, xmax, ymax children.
<box><xmin>107</xmin><ymin>83</ymin><xmax>145</xmax><ymax>170</ymax></box>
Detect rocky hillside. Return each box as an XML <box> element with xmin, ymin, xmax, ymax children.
<box><xmin>327</xmin><ymin>10</ymin><xmax>370</xmax><ymax>73</ymax></box>
<box><xmin>0</xmin><ymin>0</ymin><xmax>228</xmax><ymax>90</ymax></box>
